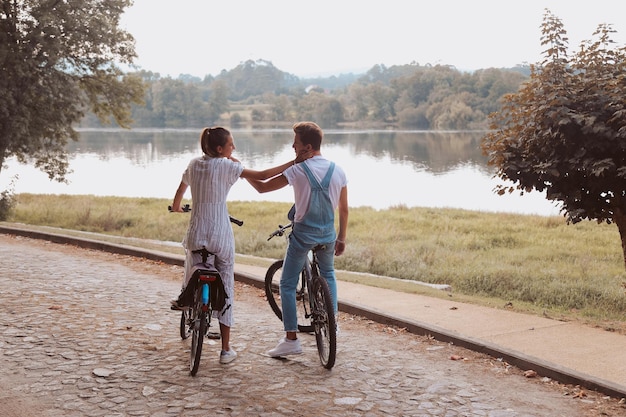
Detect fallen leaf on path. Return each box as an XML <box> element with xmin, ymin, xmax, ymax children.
<box><xmin>523</xmin><ymin>370</ymin><xmax>537</xmax><ymax>378</ymax></box>
<box><xmin>450</xmin><ymin>355</ymin><xmax>464</xmax><ymax>361</ymax></box>
<box><xmin>49</xmin><ymin>305</ymin><xmax>63</xmax><ymax>310</ymax></box>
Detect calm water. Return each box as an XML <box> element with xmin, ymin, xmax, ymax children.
<box><xmin>1</xmin><ymin>128</ymin><xmax>562</xmax><ymax>216</ymax></box>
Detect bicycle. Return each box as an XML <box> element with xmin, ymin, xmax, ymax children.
<box><xmin>169</xmin><ymin>205</ymin><xmax>243</xmax><ymax>375</ymax></box>
<box><xmin>264</xmin><ymin>222</ymin><xmax>337</xmax><ymax>369</ymax></box>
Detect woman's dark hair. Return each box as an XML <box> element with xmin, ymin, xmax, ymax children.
<box><xmin>200</xmin><ymin>127</ymin><xmax>231</xmax><ymax>156</ymax></box>
<box><xmin>293</xmin><ymin>121</ymin><xmax>323</xmax><ymax>151</ymax></box>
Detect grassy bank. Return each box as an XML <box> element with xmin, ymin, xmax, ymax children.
<box><xmin>5</xmin><ymin>193</ymin><xmax>626</xmax><ymax>332</ymax></box>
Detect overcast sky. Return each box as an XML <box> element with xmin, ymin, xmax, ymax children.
<box><xmin>121</xmin><ymin>0</ymin><xmax>626</xmax><ymax>78</ymax></box>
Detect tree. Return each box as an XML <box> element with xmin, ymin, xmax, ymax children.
<box><xmin>207</xmin><ymin>79</ymin><xmax>230</xmax><ymax>122</ymax></box>
<box><xmin>0</xmin><ymin>0</ymin><xmax>144</xmax><ymax>182</ymax></box>
<box><xmin>482</xmin><ymin>10</ymin><xmax>626</xmax><ymax>267</ymax></box>
<box><xmin>149</xmin><ymin>77</ymin><xmax>208</xmax><ymax>128</ymax></box>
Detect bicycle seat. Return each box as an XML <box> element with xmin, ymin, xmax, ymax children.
<box><xmin>191</xmin><ymin>247</ymin><xmax>215</xmax><ymax>264</ymax></box>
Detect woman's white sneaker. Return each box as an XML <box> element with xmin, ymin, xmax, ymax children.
<box><xmin>219</xmin><ymin>349</ymin><xmax>237</xmax><ymax>364</ymax></box>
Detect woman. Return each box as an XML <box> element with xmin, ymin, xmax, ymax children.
<box><xmin>170</xmin><ymin>126</ymin><xmax>309</xmax><ymax>364</ymax></box>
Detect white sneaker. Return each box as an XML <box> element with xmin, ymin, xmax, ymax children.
<box><xmin>268</xmin><ymin>337</ymin><xmax>303</xmax><ymax>357</ymax></box>
<box><xmin>219</xmin><ymin>349</ymin><xmax>237</xmax><ymax>364</ymax></box>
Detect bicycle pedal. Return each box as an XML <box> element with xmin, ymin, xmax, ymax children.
<box><xmin>206</xmin><ymin>332</ymin><xmax>221</xmax><ymax>340</ymax></box>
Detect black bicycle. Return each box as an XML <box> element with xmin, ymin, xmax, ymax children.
<box><xmin>183</xmin><ymin>248</ymin><xmax>227</xmax><ymax>375</ymax></box>
<box><xmin>170</xmin><ymin>205</ymin><xmax>243</xmax><ymax>375</ymax></box>
<box><xmin>264</xmin><ymin>222</ymin><xmax>337</xmax><ymax>369</ymax></box>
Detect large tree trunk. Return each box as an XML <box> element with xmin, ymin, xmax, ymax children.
<box><xmin>613</xmin><ymin>206</ymin><xmax>626</xmax><ymax>270</ymax></box>
<box><xmin>0</xmin><ymin>142</ymin><xmax>7</xmax><ymax>173</ymax></box>
<box><xmin>0</xmin><ymin>147</ymin><xmax>6</xmax><ymax>182</ymax></box>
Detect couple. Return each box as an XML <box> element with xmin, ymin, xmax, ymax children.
<box><xmin>170</xmin><ymin>121</ymin><xmax>349</xmax><ymax>364</ymax></box>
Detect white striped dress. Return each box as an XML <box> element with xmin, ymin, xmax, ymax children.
<box><xmin>181</xmin><ymin>155</ymin><xmax>244</xmax><ymax>327</ymax></box>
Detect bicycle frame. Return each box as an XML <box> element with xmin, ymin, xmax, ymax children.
<box><xmin>303</xmin><ymin>248</ymin><xmax>322</xmax><ymax>321</ymax></box>
<box><xmin>303</xmin><ymin>251</ymin><xmax>316</xmax><ymax>312</ymax></box>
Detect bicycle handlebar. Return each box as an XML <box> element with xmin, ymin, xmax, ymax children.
<box><xmin>168</xmin><ymin>204</ymin><xmax>192</xmax><ymax>212</ymax></box>
<box><xmin>267</xmin><ymin>223</ymin><xmax>293</xmax><ymax>241</ymax></box>
<box><xmin>230</xmin><ymin>217</ymin><xmax>244</xmax><ymax>227</ymax></box>
<box><xmin>167</xmin><ymin>205</ymin><xmax>243</xmax><ymax>227</ymax></box>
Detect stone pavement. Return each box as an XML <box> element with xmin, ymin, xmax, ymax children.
<box><xmin>235</xmin><ymin>268</ymin><xmax>626</xmax><ymax>400</ymax></box>
<box><xmin>0</xmin><ymin>230</ymin><xmax>625</xmax><ymax>416</ymax></box>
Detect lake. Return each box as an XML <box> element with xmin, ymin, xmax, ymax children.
<box><xmin>1</xmin><ymin>128</ymin><xmax>562</xmax><ymax>216</ymax></box>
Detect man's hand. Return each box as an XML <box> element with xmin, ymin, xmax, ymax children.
<box><xmin>335</xmin><ymin>240</ymin><xmax>346</xmax><ymax>256</ymax></box>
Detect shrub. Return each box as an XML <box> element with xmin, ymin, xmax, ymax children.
<box><xmin>0</xmin><ymin>176</ymin><xmax>17</xmax><ymax>221</ymax></box>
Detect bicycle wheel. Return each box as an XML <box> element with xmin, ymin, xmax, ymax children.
<box><xmin>189</xmin><ymin>290</ymin><xmax>206</xmax><ymax>376</ymax></box>
<box><xmin>311</xmin><ymin>275</ymin><xmax>337</xmax><ymax>369</ymax></box>
<box><xmin>179</xmin><ymin>310</ymin><xmax>191</xmax><ymax>340</ymax></box>
<box><xmin>264</xmin><ymin>259</ymin><xmax>313</xmax><ymax>333</ymax></box>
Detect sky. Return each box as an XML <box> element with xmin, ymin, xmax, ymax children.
<box><xmin>121</xmin><ymin>0</ymin><xmax>626</xmax><ymax>78</ymax></box>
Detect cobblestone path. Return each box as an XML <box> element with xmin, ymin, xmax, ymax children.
<box><xmin>0</xmin><ymin>234</ymin><xmax>621</xmax><ymax>416</ymax></box>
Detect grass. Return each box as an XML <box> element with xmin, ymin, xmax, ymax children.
<box><xmin>4</xmin><ymin>193</ymin><xmax>626</xmax><ymax>332</ymax></box>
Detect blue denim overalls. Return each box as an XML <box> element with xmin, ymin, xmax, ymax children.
<box><xmin>280</xmin><ymin>162</ymin><xmax>337</xmax><ymax>332</ymax></box>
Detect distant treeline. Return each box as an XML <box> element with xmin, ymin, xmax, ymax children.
<box><xmin>81</xmin><ymin>59</ymin><xmax>530</xmax><ymax>130</ymax></box>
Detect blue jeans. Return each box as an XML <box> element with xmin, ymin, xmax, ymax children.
<box><xmin>280</xmin><ymin>225</ymin><xmax>337</xmax><ymax>332</ymax></box>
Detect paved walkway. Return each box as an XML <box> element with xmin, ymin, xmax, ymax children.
<box><xmin>237</xmin><ymin>265</ymin><xmax>626</xmax><ymax>398</ymax></box>
<box><xmin>1</xmin><ymin>226</ymin><xmax>625</xmax><ymax>416</ymax></box>
<box><xmin>235</xmin><ymin>265</ymin><xmax>626</xmax><ymax>394</ymax></box>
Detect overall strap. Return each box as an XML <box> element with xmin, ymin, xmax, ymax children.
<box><xmin>320</xmin><ymin>162</ymin><xmax>335</xmax><ymax>188</ymax></box>
<box><xmin>301</xmin><ymin>162</ymin><xmax>320</xmax><ymax>189</ymax></box>
<box><xmin>301</xmin><ymin>161</ymin><xmax>335</xmax><ymax>190</ymax></box>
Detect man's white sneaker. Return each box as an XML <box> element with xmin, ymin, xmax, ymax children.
<box><xmin>268</xmin><ymin>337</ymin><xmax>303</xmax><ymax>357</ymax></box>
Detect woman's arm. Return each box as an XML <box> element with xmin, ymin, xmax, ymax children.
<box><xmin>238</xmin><ymin>149</ymin><xmax>312</xmax><ymax>181</ymax></box>
<box><xmin>246</xmin><ymin>174</ymin><xmax>289</xmax><ymax>194</ymax></box>
<box><xmin>240</xmin><ymin>160</ymin><xmax>294</xmax><ymax>181</ymax></box>
<box><xmin>171</xmin><ymin>181</ymin><xmax>188</xmax><ymax>212</ymax></box>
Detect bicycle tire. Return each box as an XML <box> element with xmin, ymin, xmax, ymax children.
<box><xmin>311</xmin><ymin>275</ymin><xmax>337</xmax><ymax>369</ymax></box>
<box><xmin>189</xmin><ymin>292</ymin><xmax>206</xmax><ymax>376</ymax></box>
<box><xmin>180</xmin><ymin>310</ymin><xmax>191</xmax><ymax>340</ymax></box>
<box><xmin>264</xmin><ymin>259</ymin><xmax>313</xmax><ymax>333</ymax></box>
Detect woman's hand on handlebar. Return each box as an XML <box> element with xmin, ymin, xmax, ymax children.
<box><xmin>168</xmin><ymin>204</ymin><xmax>190</xmax><ymax>213</ymax></box>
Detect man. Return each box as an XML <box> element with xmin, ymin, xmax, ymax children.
<box><xmin>246</xmin><ymin>121</ymin><xmax>348</xmax><ymax>357</ymax></box>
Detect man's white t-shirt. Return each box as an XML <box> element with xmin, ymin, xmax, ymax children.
<box><xmin>283</xmin><ymin>156</ymin><xmax>348</xmax><ymax>223</ymax></box>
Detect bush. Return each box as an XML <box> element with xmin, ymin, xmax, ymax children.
<box><xmin>0</xmin><ymin>176</ymin><xmax>17</xmax><ymax>221</ymax></box>
<box><xmin>230</xmin><ymin>112</ymin><xmax>243</xmax><ymax>125</ymax></box>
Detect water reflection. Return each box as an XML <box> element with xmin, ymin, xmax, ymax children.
<box><xmin>2</xmin><ymin>129</ymin><xmax>561</xmax><ymax>216</ymax></box>
<box><xmin>326</xmin><ymin>130</ymin><xmax>488</xmax><ymax>174</ymax></box>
